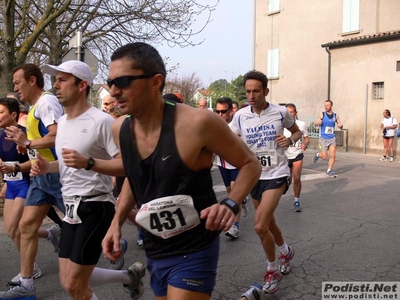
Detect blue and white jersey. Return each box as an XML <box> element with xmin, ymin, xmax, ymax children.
<box><xmin>320</xmin><ymin>112</ymin><xmax>336</xmax><ymax>139</ymax></box>
<box><xmin>229</xmin><ymin>103</ymin><xmax>295</xmax><ymax>180</ymax></box>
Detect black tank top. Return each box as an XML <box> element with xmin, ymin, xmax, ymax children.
<box><xmin>120</xmin><ymin>101</ymin><xmax>220</xmax><ymax>258</ymax></box>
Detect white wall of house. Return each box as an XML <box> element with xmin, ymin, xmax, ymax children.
<box><xmin>330</xmin><ymin>40</ymin><xmax>400</xmax><ymax>152</ymax></box>
<box><xmin>254</xmin><ymin>0</ymin><xmax>400</xmax><ymax>154</ymax></box>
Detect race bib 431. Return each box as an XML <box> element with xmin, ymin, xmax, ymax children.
<box><xmin>136</xmin><ymin>195</ymin><xmax>200</xmax><ymax>239</ymax></box>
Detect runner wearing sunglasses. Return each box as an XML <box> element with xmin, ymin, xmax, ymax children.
<box><xmin>102</xmin><ymin>42</ymin><xmax>261</xmax><ymax>300</ymax></box>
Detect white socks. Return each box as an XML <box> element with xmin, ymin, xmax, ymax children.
<box><xmin>267</xmin><ymin>260</ymin><xmax>277</xmax><ymax>271</ymax></box>
<box><xmin>89</xmin><ymin>267</ymin><xmax>131</xmax><ymax>287</ymax></box>
<box><xmin>20</xmin><ymin>277</ymin><xmax>33</xmax><ymax>289</ymax></box>
<box><xmin>277</xmin><ymin>242</ymin><xmax>289</xmax><ymax>255</ymax></box>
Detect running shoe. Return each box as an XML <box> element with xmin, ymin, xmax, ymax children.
<box><xmin>241</xmin><ymin>283</ymin><xmax>265</xmax><ymax>300</ymax></box>
<box><xmin>46</xmin><ymin>224</ymin><xmax>61</xmax><ymax>253</ymax></box>
<box><xmin>109</xmin><ymin>238</ymin><xmax>128</xmax><ymax>270</ymax></box>
<box><xmin>389</xmin><ymin>157</ymin><xmax>394</xmax><ymax>162</ymax></box>
<box><xmin>0</xmin><ymin>283</ymin><xmax>36</xmax><ymax>299</ymax></box>
<box><xmin>293</xmin><ymin>201</ymin><xmax>302</xmax><ymax>212</ymax></box>
<box><xmin>312</xmin><ymin>152</ymin><xmax>319</xmax><ymax>163</ymax></box>
<box><xmin>326</xmin><ymin>170</ymin><xmax>337</xmax><ymax>178</ymax></box>
<box><xmin>242</xmin><ymin>196</ymin><xmax>249</xmax><ymax>218</ymax></box>
<box><xmin>137</xmin><ymin>229</ymin><xmax>143</xmax><ymax>247</ymax></box>
<box><xmin>279</xmin><ymin>246</ymin><xmax>295</xmax><ymax>275</ymax></box>
<box><xmin>263</xmin><ymin>268</ymin><xmax>282</xmax><ymax>294</ymax></box>
<box><xmin>378</xmin><ymin>156</ymin><xmax>387</xmax><ymax>161</ymax></box>
<box><xmin>9</xmin><ymin>263</ymin><xmax>42</xmax><ymax>286</ymax></box>
<box><xmin>124</xmin><ymin>262</ymin><xmax>146</xmax><ymax>300</ymax></box>
<box><xmin>225</xmin><ymin>223</ymin><xmax>240</xmax><ymax>239</ymax></box>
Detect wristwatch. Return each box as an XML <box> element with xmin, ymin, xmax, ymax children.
<box><xmin>85</xmin><ymin>157</ymin><xmax>95</xmax><ymax>170</ymax></box>
<box><xmin>220</xmin><ymin>198</ymin><xmax>240</xmax><ymax>215</ymax></box>
<box><xmin>25</xmin><ymin>140</ymin><xmax>31</xmax><ymax>149</ymax></box>
<box><xmin>287</xmin><ymin>137</ymin><xmax>295</xmax><ymax>146</ymax></box>
<box><xmin>14</xmin><ymin>164</ymin><xmax>21</xmax><ymax>173</ymax></box>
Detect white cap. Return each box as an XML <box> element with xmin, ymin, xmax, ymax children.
<box><xmin>43</xmin><ymin>60</ymin><xmax>94</xmax><ymax>86</ymax></box>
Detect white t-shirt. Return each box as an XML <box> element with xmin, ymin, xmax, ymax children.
<box><xmin>381</xmin><ymin>116</ymin><xmax>397</xmax><ymax>137</ymax></box>
<box><xmin>56</xmin><ymin>107</ymin><xmax>119</xmax><ymax>202</ymax></box>
<box><xmin>284</xmin><ymin>119</ymin><xmax>309</xmax><ymax>159</ymax></box>
<box><xmin>229</xmin><ymin>103</ymin><xmax>295</xmax><ymax>180</ymax></box>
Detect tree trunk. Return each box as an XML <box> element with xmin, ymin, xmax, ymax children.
<box><xmin>1</xmin><ymin>0</ymin><xmax>16</xmax><ymax>94</ymax></box>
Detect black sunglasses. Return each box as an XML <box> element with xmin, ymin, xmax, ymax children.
<box><xmin>215</xmin><ymin>109</ymin><xmax>229</xmax><ymax>114</ymax></box>
<box><xmin>107</xmin><ymin>74</ymin><xmax>157</xmax><ymax>89</ymax></box>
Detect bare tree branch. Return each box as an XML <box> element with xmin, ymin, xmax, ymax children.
<box><xmin>0</xmin><ymin>0</ymin><xmax>220</xmax><ymax>94</ymax></box>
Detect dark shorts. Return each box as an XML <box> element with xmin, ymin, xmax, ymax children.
<box><xmin>6</xmin><ymin>180</ymin><xmax>29</xmax><ymax>199</ymax></box>
<box><xmin>288</xmin><ymin>153</ymin><xmax>304</xmax><ymax>169</ymax></box>
<box><xmin>218</xmin><ymin>166</ymin><xmax>239</xmax><ymax>187</ymax></box>
<box><xmin>26</xmin><ymin>173</ymin><xmax>65</xmax><ymax>214</ymax></box>
<box><xmin>383</xmin><ymin>136</ymin><xmax>394</xmax><ymax>140</ymax></box>
<box><xmin>147</xmin><ymin>237</ymin><xmax>220</xmax><ymax>297</ymax></box>
<box><xmin>59</xmin><ymin>201</ymin><xmax>115</xmax><ymax>265</ymax></box>
<box><xmin>250</xmin><ymin>176</ymin><xmax>290</xmax><ymax>201</ymax></box>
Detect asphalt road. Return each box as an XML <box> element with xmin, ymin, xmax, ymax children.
<box><xmin>0</xmin><ymin>150</ymin><xmax>399</xmax><ymax>299</ymax></box>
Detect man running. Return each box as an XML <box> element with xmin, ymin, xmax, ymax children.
<box><xmin>0</xmin><ymin>64</ymin><xmax>64</xmax><ymax>300</ymax></box>
<box><xmin>284</xmin><ymin>103</ymin><xmax>310</xmax><ymax>212</ymax></box>
<box><xmin>215</xmin><ymin>96</ymin><xmax>248</xmax><ymax>239</ymax></box>
<box><xmin>312</xmin><ymin>100</ymin><xmax>343</xmax><ymax>177</ymax></box>
<box><xmin>30</xmin><ymin>60</ymin><xmax>145</xmax><ymax>300</ymax></box>
<box><xmin>102</xmin><ymin>42</ymin><xmax>261</xmax><ymax>299</ymax></box>
<box><xmin>230</xmin><ymin>70</ymin><xmax>302</xmax><ymax>294</ymax></box>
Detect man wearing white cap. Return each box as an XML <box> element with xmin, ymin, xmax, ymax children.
<box><xmin>29</xmin><ymin>60</ymin><xmax>145</xmax><ymax>300</ymax></box>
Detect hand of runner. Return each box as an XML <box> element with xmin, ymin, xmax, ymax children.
<box><xmin>4</xmin><ymin>125</ymin><xmax>28</xmax><ymax>147</ymax></box>
<box><xmin>30</xmin><ymin>153</ymin><xmax>49</xmax><ymax>176</ymax></box>
<box><xmin>200</xmin><ymin>203</ymin><xmax>235</xmax><ymax>231</ymax></box>
<box><xmin>62</xmin><ymin>148</ymin><xmax>86</xmax><ymax>169</ymax></box>
<box><xmin>102</xmin><ymin>225</ymin><xmax>123</xmax><ymax>262</ymax></box>
<box><xmin>275</xmin><ymin>134</ymin><xmax>290</xmax><ymax>147</ymax></box>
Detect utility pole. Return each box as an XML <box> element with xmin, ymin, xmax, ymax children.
<box><xmin>224</xmin><ymin>70</ymin><xmax>227</xmax><ymax>91</ymax></box>
<box><xmin>76</xmin><ymin>30</ymin><xmax>83</xmax><ymax>61</ymax></box>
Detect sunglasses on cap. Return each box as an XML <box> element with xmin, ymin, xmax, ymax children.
<box><xmin>215</xmin><ymin>109</ymin><xmax>229</xmax><ymax>114</ymax></box>
<box><xmin>107</xmin><ymin>74</ymin><xmax>157</xmax><ymax>89</ymax></box>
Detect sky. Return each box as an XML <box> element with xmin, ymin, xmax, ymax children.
<box><xmin>156</xmin><ymin>1</ymin><xmax>253</xmax><ymax>88</ymax></box>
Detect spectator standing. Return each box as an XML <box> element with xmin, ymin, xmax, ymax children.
<box><xmin>231</xmin><ymin>101</ymin><xmax>239</xmax><ymax>115</ymax></box>
<box><xmin>102</xmin><ymin>94</ymin><xmax>117</xmax><ymax>113</ymax></box>
<box><xmin>378</xmin><ymin>109</ymin><xmax>397</xmax><ymax>162</ymax></box>
<box><xmin>198</xmin><ymin>98</ymin><xmax>208</xmax><ymax>109</ymax></box>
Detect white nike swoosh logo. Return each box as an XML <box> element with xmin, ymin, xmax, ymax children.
<box><xmin>162</xmin><ymin>155</ymin><xmax>171</xmax><ymax>161</ymax></box>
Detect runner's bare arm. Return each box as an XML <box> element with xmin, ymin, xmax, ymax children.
<box><xmin>315</xmin><ymin>112</ymin><xmax>324</xmax><ymax>126</ymax></box>
<box><xmin>336</xmin><ymin>115</ymin><xmax>344</xmax><ymax>129</ymax></box>
<box><xmin>103</xmin><ymin>177</ymin><xmax>137</xmax><ymax>261</ymax></box>
<box><xmin>201</xmin><ymin>111</ymin><xmax>261</xmax><ymax>204</ymax></box>
<box><xmin>5</xmin><ymin>123</ymin><xmax>57</xmax><ymax>149</ymax></box>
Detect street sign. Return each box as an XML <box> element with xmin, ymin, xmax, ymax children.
<box><xmin>62</xmin><ymin>48</ymin><xmax>98</xmax><ymax>76</ymax></box>
<box><xmin>69</xmin><ymin>34</ymin><xmax>79</xmax><ymax>48</ymax></box>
